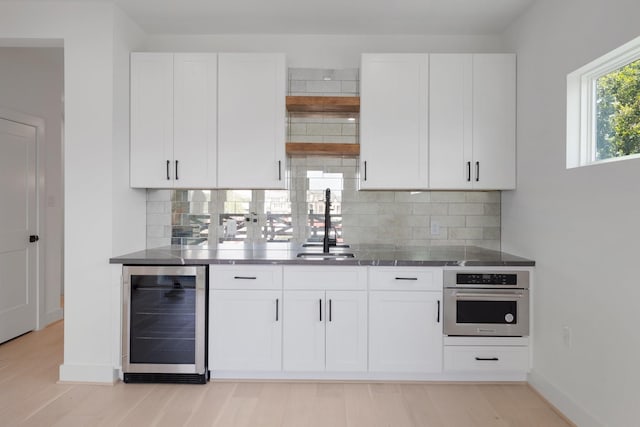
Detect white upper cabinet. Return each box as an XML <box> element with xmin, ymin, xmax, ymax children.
<box><xmin>472</xmin><ymin>54</ymin><xmax>516</xmax><ymax>189</ymax></box>
<box><xmin>173</xmin><ymin>53</ymin><xmax>218</xmax><ymax>188</ymax></box>
<box><xmin>217</xmin><ymin>53</ymin><xmax>286</xmax><ymax>189</ymax></box>
<box><xmin>360</xmin><ymin>54</ymin><xmax>429</xmax><ymax>189</ymax></box>
<box><xmin>130</xmin><ymin>53</ymin><xmax>173</xmax><ymax>188</ymax></box>
<box><xmin>130</xmin><ymin>53</ymin><xmax>217</xmax><ymax>188</ymax></box>
<box><xmin>429</xmin><ymin>54</ymin><xmax>516</xmax><ymax>190</ymax></box>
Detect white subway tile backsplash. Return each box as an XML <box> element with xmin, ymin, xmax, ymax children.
<box><xmin>412</xmin><ymin>203</ymin><xmax>448</xmax><ymax>215</ymax></box>
<box><xmin>430</xmin><ymin>191</ymin><xmax>467</xmax><ymax>202</ymax></box>
<box><xmin>306</xmin><ymin>80</ymin><xmax>342</xmax><ymax>93</ymax></box>
<box><xmin>341</xmin><ymin>81</ymin><xmax>358</xmax><ymax>93</ymax></box>
<box><xmin>147</xmin><ymin>213</ymin><xmax>171</xmax><ymax>226</ymax></box>
<box><xmin>484</xmin><ymin>203</ymin><xmax>501</xmax><ymax>216</ymax></box>
<box><xmin>289</xmin><ymin>123</ymin><xmax>307</xmax><ymax>135</ymax></box>
<box><xmin>431</xmin><ymin>215</ymin><xmax>466</xmax><ymax>227</ymax></box>
<box><xmin>332</xmin><ymin>69</ymin><xmax>359</xmax><ymax>81</ymax></box>
<box><xmin>483</xmin><ymin>227</ymin><xmax>501</xmax><ymax>240</ymax></box>
<box><xmin>147</xmin><ymin>189</ymin><xmax>172</xmax><ymax>202</ymax></box>
<box><xmin>395</xmin><ymin>192</ymin><xmax>431</xmax><ymax>203</ymax></box>
<box><xmin>466</xmin><ymin>191</ymin><xmax>500</xmax><ymax>203</ymax></box>
<box><xmin>377</xmin><ymin>203</ymin><xmax>412</xmax><ymax>215</ymax></box>
<box><xmin>322</xmin><ymin>136</ymin><xmax>358</xmax><ymax>144</ymax></box>
<box><xmin>406</xmin><ymin>215</ymin><xmax>430</xmax><ymax>227</ymax></box>
<box><xmin>449</xmin><ymin>203</ymin><xmax>485</xmax><ymax>215</ymax></box>
<box><xmin>466</xmin><ymin>215</ymin><xmax>500</xmax><ymax>227</ymax></box>
<box><xmin>449</xmin><ymin>227</ymin><xmax>483</xmax><ymax>240</ymax></box>
<box><xmin>341</xmin><ymin>124</ymin><xmax>357</xmax><ymax>136</ymax></box>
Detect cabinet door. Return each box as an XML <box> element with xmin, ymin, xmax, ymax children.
<box><xmin>360</xmin><ymin>54</ymin><xmax>429</xmax><ymax>189</ymax></box>
<box><xmin>209</xmin><ymin>290</ymin><xmax>282</xmax><ymax>371</ymax></box>
<box><xmin>429</xmin><ymin>54</ymin><xmax>473</xmax><ymax>189</ymax></box>
<box><xmin>130</xmin><ymin>53</ymin><xmax>174</xmax><ymax>188</ymax></box>
<box><xmin>173</xmin><ymin>53</ymin><xmax>217</xmax><ymax>188</ymax></box>
<box><xmin>472</xmin><ymin>54</ymin><xmax>516</xmax><ymax>190</ymax></box>
<box><xmin>325</xmin><ymin>291</ymin><xmax>367</xmax><ymax>372</ymax></box>
<box><xmin>218</xmin><ymin>53</ymin><xmax>286</xmax><ymax>189</ymax></box>
<box><xmin>282</xmin><ymin>290</ymin><xmax>325</xmax><ymax>371</ymax></box>
<box><xmin>369</xmin><ymin>291</ymin><xmax>442</xmax><ymax>373</ymax></box>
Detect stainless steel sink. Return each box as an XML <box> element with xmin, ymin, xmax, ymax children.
<box><xmin>296</xmin><ymin>252</ymin><xmax>356</xmax><ymax>259</ymax></box>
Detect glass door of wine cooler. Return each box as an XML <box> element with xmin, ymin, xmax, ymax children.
<box><xmin>122</xmin><ymin>266</ymin><xmax>206</xmax><ymax>379</ymax></box>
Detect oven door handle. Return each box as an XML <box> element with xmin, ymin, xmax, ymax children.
<box><xmin>453</xmin><ymin>291</ymin><xmax>525</xmax><ymax>299</ymax></box>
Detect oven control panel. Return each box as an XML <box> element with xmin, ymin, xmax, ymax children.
<box><xmin>444</xmin><ymin>270</ymin><xmax>529</xmax><ymax>289</ymax></box>
<box><xmin>456</xmin><ymin>273</ymin><xmax>517</xmax><ymax>285</ymax></box>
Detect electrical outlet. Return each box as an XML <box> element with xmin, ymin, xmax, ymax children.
<box><xmin>562</xmin><ymin>326</ymin><xmax>572</xmax><ymax>347</ymax></box>
<box><xmin>430</xmin><ymin>221</ymin><xmax>441</xmax><ymax>236</ymax></box>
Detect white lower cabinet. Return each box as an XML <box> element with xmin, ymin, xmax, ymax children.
<box><xmin>209</xmin><ymin>265</ymin><xmax>283</xmax><ymax>372</ymax></box>
<box><xmin>443</xmin><ymin>337</ymin><xmax>529</xmax><ymax>373</ymax></box>
<box><xmin>282</xmin><ymin>266</ymin><xmax>368</xmax><ymax>373</ymax></box>
<box><xmin>207</xmin><ymin>264</ymin><xmax>530</xmax><ymax>381</ymax></box>
<box><xmin>283</xmin><ymin>290</ymin><xmax>367</xmax><ymax>372</ymax></box>
<box><xmin>368</xmin><ymin>267</ymin><xmax>443</xmax><ymax>373</ymax></box>
<box><xmin>369</xmin><ymin>291</ymin><xmax>442</xmax><ymax>373</ymax></box>
<box><xmin>209</xmin><ymin>290</ymin><xmax>282</xmax><ymax>371</ymax></box>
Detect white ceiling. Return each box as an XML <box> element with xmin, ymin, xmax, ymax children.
<box><xmin>33</xmin><ymin>0</ymin><xmax>535</xmax><ymax>35</ymax></box>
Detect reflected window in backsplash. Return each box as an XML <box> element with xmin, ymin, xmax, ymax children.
<box><xmin>146</xmin><ymin>156</ymin><xmax>501</xmax><ymax>250</ymax></box>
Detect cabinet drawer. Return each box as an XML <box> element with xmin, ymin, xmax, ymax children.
<box><xmin>444</xmin><ymin>345</ymin><xmax>529</xmax><ymax>372</ymax></box>
<box><xmin>210</xmin><ymin>265</ymin><xmax>283</xmax><ymax>290</ymax></box>
<box><xmin>284</xmin><ymin>266</ymin><xmax>367</xmax><ymax>290</ymax></box>
<box><xmin>369</xmin><ymin>267</ymin><xmax>442</xmax><ymax>291</ymax></box>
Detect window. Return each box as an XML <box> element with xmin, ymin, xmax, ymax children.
<box><xmin>567</xmin><ymin>35</ymin><xmax>640</xmax><ymax>168</ymax></box>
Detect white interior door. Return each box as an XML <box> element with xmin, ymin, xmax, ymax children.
<box><xmin>0</xmin><ymin>118</ymin><xmax>37</xmax><ymax>343</ymax></box>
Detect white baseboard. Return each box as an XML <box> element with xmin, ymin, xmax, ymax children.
<box><xmin>211</xmin><ymin>370</ymin><xmax>528</xmax><ymax>382</ymax></box>
<box><xmin>59</xmin><ymin>363</ymin><xmax>119</xmax><ymax>384</ymax></box>
<box><xmin>528</xmin><ymin>370</ymin><xmax>603</xmax><ymax>427</ymax></box>
<box><xmin>45</xmin><ymin>308</ymin><xmax>64</xmax><ymax>326</ymax></box>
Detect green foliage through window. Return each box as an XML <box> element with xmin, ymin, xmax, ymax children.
<box><xmin>595</xmin><ymin>59</ymin><xmax>640</xmax><ymax>160</ymax></box>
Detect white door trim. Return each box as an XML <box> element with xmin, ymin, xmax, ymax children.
<box><xmin>0</xmin><ymin>108</ymin><xmax>47</xmax><ymax>330</ymax></box>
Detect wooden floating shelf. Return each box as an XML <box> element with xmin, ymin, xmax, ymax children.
<box><xmin>286</xmin><ymin>96</ymin><xmax>360</xmax><ymax>114</ymax></box>
<box><xmin>286</xmin><ymin>142</ymin><xmax>360</xmax><ymax>156</ymax></box>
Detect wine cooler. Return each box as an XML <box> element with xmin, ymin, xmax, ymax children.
<box><xmin>122</xmin><ymin>265</ymin><xmax>208</xmax><ymax>384</ymax></box>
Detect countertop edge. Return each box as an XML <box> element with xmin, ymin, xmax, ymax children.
<box><xmin>110</xmin><ymin>258</ymin><xmax>535</xmax><ymax>267</ymax></box>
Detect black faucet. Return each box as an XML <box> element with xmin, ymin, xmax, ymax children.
<box><xmin>323</xmin><ymin>188</ymin><xmax>334</xmax><ymax>253</ymax></box>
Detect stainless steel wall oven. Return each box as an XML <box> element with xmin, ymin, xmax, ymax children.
<box><xmin>443</xmin><ymin>270</ymin><xmax>529</xmax><ymax>337</ymax></box>
<box><xmin>122</xmin><ymin>265</ymin><xmax>208</xmax><ymax>384</ymax></box>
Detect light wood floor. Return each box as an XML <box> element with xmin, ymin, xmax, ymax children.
<box><xmin>0</xmin><ymin>321</ymin><xmax>573</xmax><ymax>427</ymax></box>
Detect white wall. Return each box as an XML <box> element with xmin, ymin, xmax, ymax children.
<box><xmin>110</xmin><ymin>5</ymin><xmax>147</xmax><ymax>373</ymax></box>
<box><xmin>145</xmin><ymin>34</ymin><xmax>507</xmax><ymax>68</ymax></box>
<box><xmin>0</xmin><ymin>1</ymin><xmax>146</xmax><ymax>383</ymax></box>
<box><xmin>0</xmin><ymin>47</ymin><xmax>64</xmax><ymax>325</ymax></box>
<box><xmin>502</xmin><ymin>1</ymin><xmax>640</xmax><ymax>426</ymax></box>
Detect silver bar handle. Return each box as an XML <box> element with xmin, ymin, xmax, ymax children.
<box><xmin>454</xmin><ymin>292</ymin><xmax>524</xmax><ymax>299</ymax></box>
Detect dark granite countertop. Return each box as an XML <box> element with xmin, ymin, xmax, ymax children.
<box><xmin>109</xmin><ymin>243</ymin><xmax>534</xmax><ymax>267</ymax></box>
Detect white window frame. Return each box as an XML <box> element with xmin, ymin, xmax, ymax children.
<box><xmin>567</xmin><ymin>35</ymin><xmax>640</xmax><ymax>168</ymax></box>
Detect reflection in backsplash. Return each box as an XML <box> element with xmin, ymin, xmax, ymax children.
<box><xmin>146</xmin><ymin>157</ymin><xmax>501</xmax><ymax>250</ymax></box>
